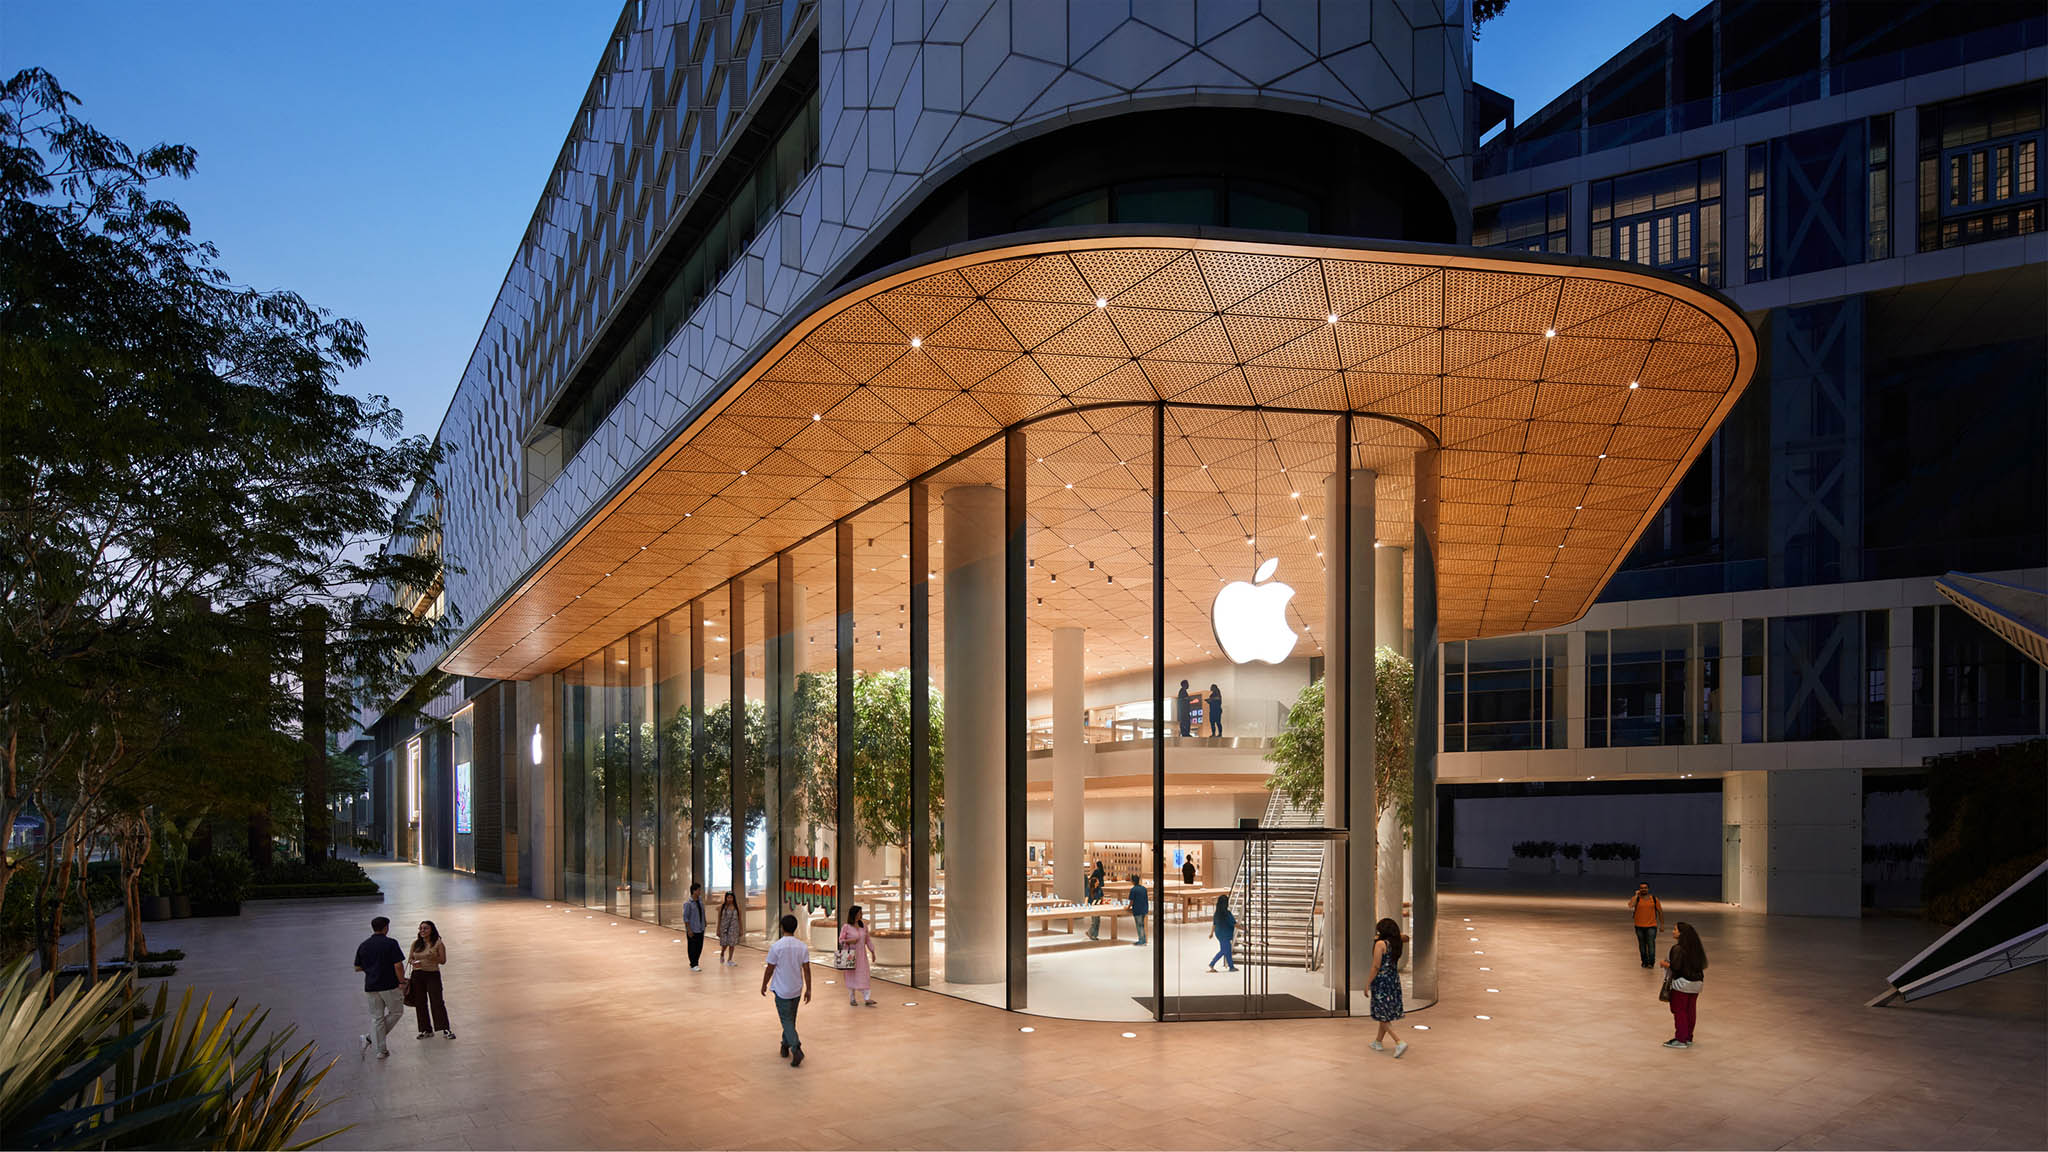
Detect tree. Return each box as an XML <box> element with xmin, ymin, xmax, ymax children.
<box><xmin>0</xmin><ymin>69</ymin><xmax>451</xmax><ymax>971</ymax></box>
<box><xmin>1265</xmin><ymin>648</ymin><xmax>1416</xmax><ymax>917</ymax></box>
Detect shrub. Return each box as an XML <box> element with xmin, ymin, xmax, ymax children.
<box><xmin>0</xmin><ymin>958</ymin><xmax>348</xmax><ymax>1148</ymax></box>
<box><xmin>1925</xmin><ymin>738</ymin><xmax>2046</xmax><ymax>925</ymax></box>
<box><xmin>1588</xmin><ymin>842</ymin><xmax>1641</xmax><ymax>861</ymax></box>
<box><xmin>184</xmin><ymin>854</ymin><xmax>252</xmax><ymax>908</ymax></box>
<box><xmin>254</xmin><ymin>859</ymin><xmax>371</xmax><ymax>887</ymax></box>
<box><xmin>246</xmin><ymin>882</ymin><xmax>381</xmax><ymax>900</ymax></box>
<box><xmin>1559</xmin><ymin>843</ymin><xmax>1583</xmax><ymax>860</ymax></box>
<box><xmin>1510</xmin><ymin>840</ymin><xmax>1548</xmax><ymax>858</ymax></box>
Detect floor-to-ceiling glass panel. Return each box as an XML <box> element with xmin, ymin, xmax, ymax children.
<box><xmin>657</xmin><ymin>608</ymin><xmax>693</xmax><ymax>928</ymax></box>
<box><xmin>451</xmin><ymin>705</ymin><xmax>476</xmax><ymax>874</ymax></box>
<box><xmin>701</xmin><ymin>594</ymin><xmax>737</xmax><ymax>924</ymax></box>
<box><xmin>602</xmin><ymin>639</ymin><xmax>631</xmax><ymax>916</ymax></box>
<box><xmin>932</xmin><ymin>442</ymin><xmax>1010</xmax><ymax>1010</ymax></box>
<box><xmin>847</xmin><ymin>494</ymin><xmax>911</xmax><ymax>984</ymax></box>
<box><xmin>1162</xmin><ymin>408</ymin><xmax>1343</xmax><ymax>1019</ymax></box>
<box><xmin>628</xmin><ymin>625</ymin><xmax>658</xmax><ymax>921</ymax></box>
<box><xmin>1008</xmin><ymin>408</ymin><xmax>1153</xmax><ymax>1019</ymax></box>
<box><xmin>785</xmin><ymin>535</ymin><xmax>838</xmax><ymax>959</ymax></box>
<box><xmin>738</xmin><ymin>580</ymin><xmax>769</xmax><ymax>944</ymax></box>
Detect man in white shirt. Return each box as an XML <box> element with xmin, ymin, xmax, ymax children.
<box><xmin>760</xmin><ymin>913</ymin><xmax>813</xmax><ymax>1066</ymax></box>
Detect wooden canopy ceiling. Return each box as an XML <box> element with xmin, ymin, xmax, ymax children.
<box><xmin>444</xmin><ymin>236</ymin><xmax>1757</xmax><ymax>680</ymax></box>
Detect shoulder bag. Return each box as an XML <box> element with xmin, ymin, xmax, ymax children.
<box><xmin>1657</xmin><ymin>969</ymin><xmax>1674</xmax><ymax>1002</ymax></box>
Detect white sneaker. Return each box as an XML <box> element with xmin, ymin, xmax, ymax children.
<box><xmin>690</xmin><ymin>965</ymin><xmax>702</xmax><ymax>972</ymax></box>
<box><xmin>441</xmin><ymin>1029</ymin><xmax>457</xmax><ymax>1040</ymax></box>
<box><xmin>1370</xmin><ymin>1041</ymin><xmax>1384</xmax><ymax>1051</ymax></box>
<box><xmin>360</xmin><ymin>1034</ymin><xmax>372</xmax><ymax>1057</ymax></box>
<box><xmin>1393</xmin><ymin>1041</ymin><xmax>1409</xmax><ymax>1059</ymax></box>
<box><xmin>1663</xmin><ymin>1039</ymin><xmax>1690</xmax><ymax>1049</ymax></box>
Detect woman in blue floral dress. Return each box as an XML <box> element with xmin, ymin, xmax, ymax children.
<box><xmin>1369</xmin><ymin>917</ymin><xmax>1409</xmax><ymax>1058</ymax></box>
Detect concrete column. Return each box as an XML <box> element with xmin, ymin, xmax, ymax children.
<box><xmin>1722</xmin><ymin>767</ymin><xmax>1863</xmax><ymax>916</ymax></box>
<box><xmin>1409</xmin><ymin>449</ymin><xmax>1441</xmax><ymax>1002</ymax></box>
<box><xmin>1888</xmin><ymin>607</ymin><xmax>1914</xmax><ymax>738</ymax></box>
<box><xmin>516</xmin><ymin>673</ymin><xmax>560</xmax><ymax>900</ymax></box>
<box><xmin>1374</xmin><ymin>544</ymin><xmax>1406</xmax><ymax>658</ymax></box>
<box><xmin>1323</xmin><ymin>467</ymin><xmax>1375</xmax><ymax>992</ymax></box>
<box><xmin>943</xmin><ymin>484</ymin><xmax>1005</xmax><ymax>984</ymax></box>
<box><xmin>1720</xmin><ymin>619</ymin><xmax>1744</xmax><ymax>744</ymax></box>
<box><xmin>1567</xmin><ymin>630</ymin><xmax>1588</xmax><ymax>750</ymax></box>
<box><xmin>1052</xmin><ymin>627</ymin><xmax>1086</xmax><ymax>903</ymax></box>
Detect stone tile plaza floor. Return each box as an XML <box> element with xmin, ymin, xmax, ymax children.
<box><xmin>142</xmin><ymin>862</ymin><xmax>2044</xmax><ymax>1151</ymax></box>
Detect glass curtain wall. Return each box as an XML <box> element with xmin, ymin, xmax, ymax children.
<box><xmin>847</xmin><ymin>495</ymin><xmax>912</xmax><ymax>984</ymax></box>
<box><xmin>784</xmin><ymin>535</ymin><xmax>838</xmax><ymax>960</ymax></box>
<box><xmin>737</xmin><ymin>580</ymin><xmax>768</xmax><ymax>944</ymax></box>
<box><xmin>701</xmin><ymin>595</ymin><xmax>735</xmax><ymax>917</ymax></box>
<box><xmin>656</xmin><ymin>608</ymin><xmax>693</xmax><ymax>928</ymax></box>
<box><xmin>1019</xmin><ymin>412</ymin><xmax>1154</xmax><ymax>1019</ymax></box>
<box><xmin>451</xmin><ymin>706</ymin><xmax>475</xmax><ymax>873</ymax></box>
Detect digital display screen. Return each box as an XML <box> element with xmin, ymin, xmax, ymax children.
<box><xmin>455</xmin><ymin>761</ymin><xmax>472</xmax><ymax>835</ymax></box>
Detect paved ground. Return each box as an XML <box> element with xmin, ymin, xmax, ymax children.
<box><xmin>138</xmin><ymin>861</ymin><xmax>2045</xmax><ymax>1151</ymax></box>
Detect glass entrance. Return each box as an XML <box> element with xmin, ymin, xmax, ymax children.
<box><xmin>1163</xmin><ymin>828</ymin><xmax>1346</xmax><ymax>1020</ymax></box>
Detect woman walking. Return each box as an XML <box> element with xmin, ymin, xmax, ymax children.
<box><xmin>1659</xmin><ymin>921</ymin><xmax>1708</xmax><ymax>1048</ymax></box>
<box><xmin>838</xmin><ymin>904</ymin><xmax>879</xmax><ymax>1006</ymax></box>
<box><xmin>1207</xmin><ymin>893</ymin><xmax>1237</xmax><ymax>972</ymax></box>
<box><xmin>1368</xmin><ymin>917</ymin><xmax>1407</xmax><ymax>1058</ymax></box>
<box><xmin>408</xmin><ymin>920</ymin><xmax>456</xmax><ymax>1040</ymax></box>
<box><xmin>717</xmin><ymin>890</ymin><xmax>742</xmax><ymax>967</ymax></box>
<box><xmin>1206</xmin><ymin>684</ymin><xmax>1223</xmax><ymax>737</ymax></box>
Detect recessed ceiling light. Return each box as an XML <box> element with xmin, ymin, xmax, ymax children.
<box><xmin>909</xmin><ymin>337</ymin><xmax>922</xmax><ymax>348</ymax></box>
<box><xmin>1094</xmin><ymin>298</ymin><xmax>1107</xmax><ymax>308</ymax></box>
<box><xmin>1628</xmin><ymin>381</ymin><xmax>1640</xmax><ymax>389</ymax></box>
<box><xmin>812</xmin><ymin>412</ymin><xmax>822</xmax><ymax>420</ymax></box>
<box><xmin>1544</xmin><ymin>328</ymin><xmax>1556</xmax><ymax>338</ymax></box>
<box><xmin>1327</xmin><ymin>313</ymin><xmax>1339</xmax><ymax>324</ymax></box>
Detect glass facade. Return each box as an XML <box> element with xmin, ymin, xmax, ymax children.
<box><xmin>1918</xmin><ymin>83</ymin><xmax>2045</xmax><ymax>251</ymax></box>
<box><xmin>1914</xmin><ymin>604</ymin><xmax>2048</xmax><ymax>738</ymax></box>
<box><xmin>1472</xmin><ymin>190</ymin><xmax>1569</xmax><ymax>253</ymax></box>
<box><xmin>1585</xmin><ymin>624</ymin><xmax>1719</xmax><ymax>748</ymax></box>
<box><xmin>1442</xmin><ymin>635</ymin><xmax>1566</xmax><ymax>752</ymax></box>
<box><xmin>1590</xmin><ymin>157</ymin><xmax>1724</xmax><ymax>286</ymax></box>
<box><xmin>553</xmin><ymin>403</ymin><xmax>1434</xmax><ymax>1021</ymax></box>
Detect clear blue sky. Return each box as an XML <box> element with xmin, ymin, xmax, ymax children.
<box><xmin>5</xmin><ymin>0</ymin><xmax>1691</xmax><ymax>442</ymax></box>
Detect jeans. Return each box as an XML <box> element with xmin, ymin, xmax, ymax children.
<box><xmin>1210</xmin><ymin>932</ymin><xmax>1235</xmax><ymax>969</ymax></box>
<box><xmin>774</xmin><ymin>994</ymin><xmax>801</xmax><ymax>1050</ymax></box>
<box><xmin>1635</xmin><ymin>926</ymin><xmax>1658</xmax><ymax>966</ymax></box>
<box><xmin>687</xmin><ymin>932</ymin><xmax>705</xmax><ymax>967</ymax></box>
<box><xmin>1669</xmin><ymin>989</ymin><xmax>1698</xmax><ymax>1042</ymax></box>
<box><xmin>364</xmin><ymin>988</ymin><xmax>405</xmax><ymax>1054</ymax></box>
<box><xmin>410</xmin><ymin>970</ymin><xmax>451</xmax><ymax>1033</ymax></box>
<box><xmin>1133</xmin><ymin>913</ymin><xmax>1147</xmax><ymax>945</ymax></box>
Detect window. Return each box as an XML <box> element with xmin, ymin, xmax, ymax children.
<box><xmin>1473</xmin><ymin>189</ymin><xmax>1569</xmax><ymax>253</ymax></box>
<box><xmin>1919</xmin><ymin>83</ymin><xmax>2046</xmax><ymax>250</ymax></box>
<box><xmin>1746</xmin><ymin>145</ymin><xmax>1768</xmax><ymax>280</ymax></box>
<box><xmin>1586</xmin><ymin>624</ymin><xmax>1720</xmax><ymax>748</ymax></box>
<box><xmin>1591</xmin><ymin>157</ymin><xmax>1723</xmax><ymax>286</ymax></box>
<box><xmin>1445</xmin><ymin>635</ymin><xmax>1566</xmax><ymax>752</ymax></box>
<box><xmin>1867</xmin><ymin>115</ymin><xmax>1891</xmax><ymax>261</ymax></box>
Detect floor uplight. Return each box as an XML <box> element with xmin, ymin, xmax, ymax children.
<box><xmin>1475</xmin><ymin>1015</ymin><xmax>1492</xmax><ymax>1020</ymax></box>
<box><xmin>1019</xmin><ymin>1026</ymin><xmax>1035</xmax><ymax>1033</ymax></box>
<box><xmin>1413</xmin><ymin>1025</ymin><xmax>1430</xmax><ymax>1031</ymax></box>
<box><xmin>903</xmin><ymin>1002</ymin><xmax>917</xmax><ymax>1007</ymax></box>
<box><xmin>1122</xmin><ymin>1032</ymin><xmax>1138</xmax><ymax>1038</ymax></box>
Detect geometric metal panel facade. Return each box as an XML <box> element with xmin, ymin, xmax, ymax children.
<box><xmin>443</xmin><ymin>235</ymin><xmax>1758</xmax><ymax>679</ymax></box>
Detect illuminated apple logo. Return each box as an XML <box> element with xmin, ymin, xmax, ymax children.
<box><xmin>1212</xmin><ymin>557</ymin><xmax>1298</xmax><ymax>664</ymax></box>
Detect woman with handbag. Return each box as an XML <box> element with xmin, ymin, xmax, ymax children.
<box><xmin>716</xmin><ymin>890</ymin><xmax>742</xmax><ymax>967</ymax></box>
<box><xmin>408</xmin><ymin>920</ymin><xmax>455</xmax><ymax>1040</ymax></box>
<box><xmin>1658</xmin><ymin>920</ymin><xmax>1708</xmax><ymax>1048</ymax></box>
<box><xmin>837</xmin><ymin>904</ymin><xmax>879</xmax><ymax>1006</ymax></box>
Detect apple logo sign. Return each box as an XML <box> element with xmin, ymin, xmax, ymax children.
<box><xmin>1212</xmin><ymin>557</ymin><xmax>1298</xmax><ymax>664</ymax></box>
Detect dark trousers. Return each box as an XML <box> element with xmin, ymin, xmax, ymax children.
<box><xmin>1635</xmin><ymin>926</ymin><xmax>1658</xmax><ymax>967</ymax></box>
<box><xmin>1670</xmin><ymin>990</ymin><xmax>1698</xmax><ymax>1041</ymax></box>
<box><xmin>411</xmin><ymin>969</ymin><xmax>451</xmax><ymax>1032</ymax></box>
<box><xmin>687</xmin><ymin>931</ymin><xmax>705</xmax><ymax>967</ymax></box>
<box><xmin>774</xmin><ymin>994</ymin><xmax>801</xmax><ymax>1049</ymax></box>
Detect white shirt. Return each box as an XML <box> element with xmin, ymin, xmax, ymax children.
<box><xmin>765</xmin><ymin>936</ymin><xmax>808</xmax><ymax>999</ymax></box>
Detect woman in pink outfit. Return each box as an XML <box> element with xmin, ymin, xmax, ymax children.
<box><xmin>838</xmin><ymin>904</ymin><xmax>878</xmax><ymax>1006</ymax></box>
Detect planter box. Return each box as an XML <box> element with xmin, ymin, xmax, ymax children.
<box><xmin>1506</xmin><ymin>856</ymin><xmax>1554</xmax><ymax>874</ymax></box>
<box><xmin>1555</xmin><ymin>857</ymin><xmax>1583</xmax><ymax>875</ymax></box>
<box><xmin>1585</xmin><ymin>859</ymin><xmax>1639</xmax><ymax>878</ymax></box>
<box><xmin>140</xmin><ymin>896</ymin><xmax>173</xmax><ymax>922</ymax></box>
<box><xmin>191</xmin><ymin>900</ymin><xmax>240</xmax><ymax>917</ymax></box>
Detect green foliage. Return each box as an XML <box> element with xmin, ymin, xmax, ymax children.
<box><xmin>1587</xmin><ymin>842</ymin><xmax>1641</xmax><ymax>861</ymax></box>
<box><xmin>251</xmin><ymin>859</ymin><xmax>369</xmax><ymax>887</ymax></box>
<box><xmin>1511</xmin><ymin>840</ymin><xmax>1559</xmax><ymax>858</ymax></box>
<box><xmin>183</xmin><ymin>855</ymin><xmax>251</xmax><ymax>908</ymax></box>
<box><xmin>0</xmin><ymin>67</ymin><xmax>452</xmax><ymax>941</ymax></box>
<box><xmin>2</xmin><ymin>862</ymin><xmax>122</xmax><ymax>964</ymax></box>
<box><xmin>1925</xmin><ymin>738</ymin><xmax>2046</xmax><ymax>925</ymax></box>
<box><xmin>0</xmin><ymin>958</ymin><xmax>347</xmax><ymax>1149</ymax></box>
<box><xmin>1264</xmin><ymin>647</ymin><xmax>1417</xmax><ymax>831</ymax></box>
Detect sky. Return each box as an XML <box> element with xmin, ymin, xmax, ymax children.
<box><xmin>6</xmin><ymin>0</ymin><xmax>1693</xmax><ymax>443</ymax></box>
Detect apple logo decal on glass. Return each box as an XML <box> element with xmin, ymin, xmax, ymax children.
<box><xmin>1212</xmin><ymin>557</ymin><xmax>1297</xmax><ymax>664</ymax></box>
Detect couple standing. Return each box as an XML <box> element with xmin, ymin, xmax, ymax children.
<box><xmin>353</xmin><ymin>915</ymin><xmax>456</xmax><ymax>1059</ymax></box>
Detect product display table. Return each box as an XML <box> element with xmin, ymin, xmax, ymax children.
<box><xmin>1165</xmin><ymin>886</ymin><xmax>1233</xmax><ymax>921</ymax></box>
<box><xmin>1025</xmin><ymin>901</ymin><xmax>1128</xmax><ymax>941</ymax></box>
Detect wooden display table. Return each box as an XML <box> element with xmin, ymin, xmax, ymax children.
<box><xmin>1025</xmin><ymin>901</ymin><xmax>1129</xmax><ymax>941</ymax></box>
<box><xmin>1166</xmin><ymin>886</ymin><xmax>1233</xmax><ymax>921</ymax></box>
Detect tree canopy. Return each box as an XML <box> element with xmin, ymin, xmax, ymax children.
<box><xmin>1265</xmin><ymin>648</ymin><xmax>1416</xmax><ymax>829</ymax></box>
<box><xmin>0</xmin><ymin>68</ymin><xmax>450</xmax><ymax>966</ymax></box>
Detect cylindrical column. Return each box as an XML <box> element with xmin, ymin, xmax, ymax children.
<box><xmin>1323</xmin><ymin>464</ymin><xmax>1376</xmax><ymax>994</ymax></box>
<box><xmin>1052</xmin><ymin>627</ymin><xmax>1086</xmax><ymax>903</ymax></box>
<box><xmin>943</xmin><ymin>484</ymin><xmax>1005</xmax><ymax>984</ymax></box>
<box><xmin>1410</xmin><ymin>449</ymin><xmax>1441</xmax><ymax>1004</ymax></box>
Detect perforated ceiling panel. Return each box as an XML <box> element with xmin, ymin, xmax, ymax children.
<box><xmin>444</xmin><ymin>237</ymin><xmax>1756</xmax><ymax>679</ymax></box>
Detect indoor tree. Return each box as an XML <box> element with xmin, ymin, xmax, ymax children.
<box><xmin>1264</xmin><ymin>647</ymin><xmax>1416</xmax><ymax>919</ymax></box>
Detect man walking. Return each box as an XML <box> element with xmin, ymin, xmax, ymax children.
<box><xmin>683</xmin><ymin>881</ymin><xmax>708</xmax><ymax>971</ymax></box>
<box><xmin>1628</xmin><ymin>882</ymin><xmax>1663</xmax><ymax>968</ymax></box>
<box><xmin>760</xmin><ymin>913</ymin><xmax>813</xmax><ymax>1067</ymax></box>
<box><xmin>1129</xmin><ymin>873</ymin><xmax>1149</xmax><ymax>946</ymax></box>
<box><xmin>353</xmin><ymin>915</ymin><xmax>407</xmax><ymax>1059</ymax></box>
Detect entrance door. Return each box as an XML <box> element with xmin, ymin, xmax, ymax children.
<box><xmin>1163</xmin><ymin>828</ymin><xmax>1346</xmax><ymax>1020</ymax></box>
<box><xmin>405</xmin><ymin>737</ymin><xmax>423</xmax><ymax>865</ymax></box>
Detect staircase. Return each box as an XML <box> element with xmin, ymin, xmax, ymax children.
<box><xmin>1229</xmin><ymin>790</ymin><xmax>1328</xmax><ymax>970</ymax></box>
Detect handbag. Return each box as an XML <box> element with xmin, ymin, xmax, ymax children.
<box><xmin>402</xmin><ymin>977</ymin><xmax>421</xmax><ymax>1007</ymax></box>
<box><xmin>1656</xmin><ymin>969</ymin><xmax>1673</xmax><ymax>1003</ymax></box>
<box><xmin>832</xmin><ymin>946</ymin><xmax>854</xmax><ymax>969</ymax></box>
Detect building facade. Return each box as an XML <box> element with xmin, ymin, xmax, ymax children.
<box><xmin>1461</xmin><ymin>0</ymin><xmax>2046</xmax><ymax>916</ymax></box>
<box><xmin>350</xmin><ymin>0</ymin><xmax>2048</xmax><ymax>1028</ymax></box>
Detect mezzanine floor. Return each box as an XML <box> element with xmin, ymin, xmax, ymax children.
<box><xmin>139</xmin><ymin>861</ymin><xmax>2045</xmax><ymax>1150</ymax></box>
